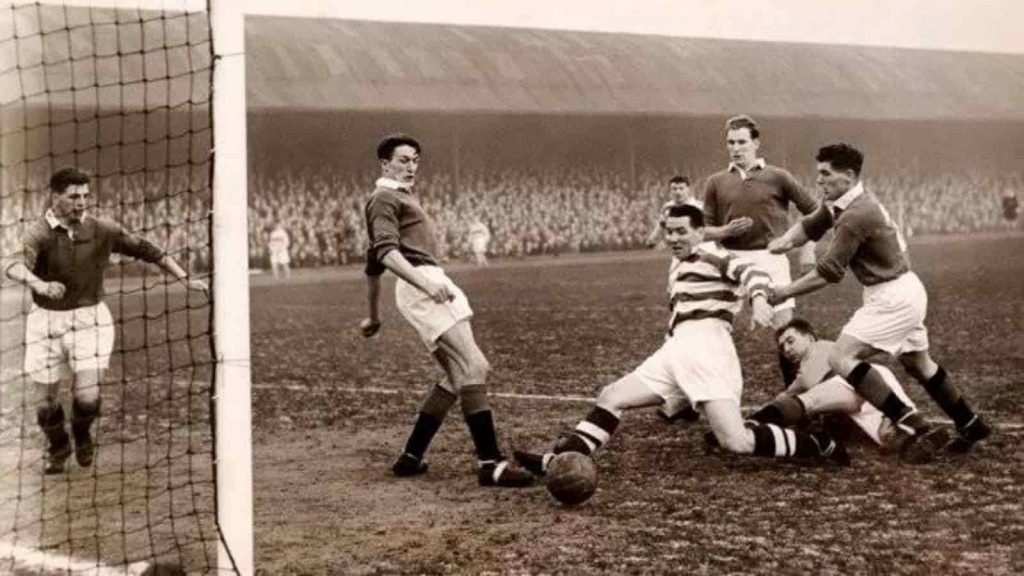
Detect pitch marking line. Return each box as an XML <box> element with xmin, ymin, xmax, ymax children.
<box><xmin>0</xmin><ymin>541</ymin><xmax>150</xmax><ymax>576</ymax></box>
<box><xmin>252</xmin><ymin>383</ymin><xmax>1024</xmax><ymax>431</ymax></box>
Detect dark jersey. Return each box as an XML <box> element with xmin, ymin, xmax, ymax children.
<box><xmin>363</xmin><ymin>182</ymin><xmax>440</xmax><ymax>277</ymax></box>
<box><xmin>703</xmin><ymin>163</ymin><xmax>818</xmax><ymax>251</ymax></box>
<box><xmin>801</xmin><ymin>186</ymin><xmax>910</xmax><ymax>286</ymax></box>
<box><xmin>12</xmin><ymin>214</ymin><xmax>164</xmax><ymax>310</ymax></box>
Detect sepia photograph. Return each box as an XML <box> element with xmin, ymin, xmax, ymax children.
<box><xmin>1</xmin><ymin>0</ymin><xmax>1022</xmax><ymax>574</ymax></box>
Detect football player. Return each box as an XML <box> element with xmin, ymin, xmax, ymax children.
<box><xmin>769</xmin><ymin>143</ymin><xmax>990</xmax><ymax>458</ymax></box>
<box><xmin>4</xmin><ymin>167</ymin><xmax>208</xmax><ymax>474</ymax></box>
<box><xmin>514</xmin><ymin>203</ymin><xmax>849</xmax><ymax>478</ymax></box>
<box><xmin>359</xmin><ymin>134</ymin><xmax>533</xmax><ymax>488</ymax></box>
<box><xmin>746</xmin><ymin>319</ymin><xmax>915</xmax><ymax>448</ymax></box>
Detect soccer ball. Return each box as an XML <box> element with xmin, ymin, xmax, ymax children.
<box><xmin>545</xmin><ymin>452</ymin><xmax>597</xmax><ymax>506</ymax></box>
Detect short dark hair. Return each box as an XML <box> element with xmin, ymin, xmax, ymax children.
<box><xmin>376</xmin><ymin>134</ymin><xmax>421</xmax><ymax>161</ymax></box>
<box><xmin>49</xmin><ymin>167</ymin><xmax>90</xmax><ymax>194</ymax></box>
<box><xmin>668</xmin><ymin>175</ymin><xmax>690</xmax><ymax>186</ymax></box>
<box><xmin>663</xmin><ymin>203</ymin><xmax>704</xmax><ymax>228</ymax></box>
<box><xmin>775</xmin><ymin>318</ymin><xmax>817</xmax><ymax>341</ymax></box>
<box><xmin>725</xmin><ymin>114</ymin><xmax>760</xmax><ymax>139</ymax></box>
<box><xmin>816</xmin><ymin>143</ymin><xmax>864</xmax><ymax>176</ymax></box>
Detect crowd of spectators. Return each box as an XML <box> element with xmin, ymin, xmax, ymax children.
<box><xmin>1</xmin><ymin>165</ymin><xmax>1019</xmax><ymax>274</ymax></box>
<box><xmin>247</xmin><ymin>165</ymin><xmax>1021</xmax><ymax>268</ymax></box>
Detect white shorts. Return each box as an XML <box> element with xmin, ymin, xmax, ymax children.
<box><xmin>270</xmin><ymin>251</ymin><xmax>290</xmax><ymax>266</ymax></box>
<box><xmin>395</xmin><ymin>265</ymin><xmax>473</xmax><ymax>351</ymax></box>
<box><xmin>799</xmin><ymin>368</ymin><xmax>915</xmax><ymax>446</ymax></box>
<box><xmin>842</xmin><ymin>272</ymin><xmax>929</xmax><ymax>356</ymax></box>
<box><xmin>731</xmin><ymin>249</ymin><xmax>794</xmax><ymax>311</ymax></box>
<box><xmin>632</xmin><ymin>318</ymin><xmax>742</xmax><ymax>406</ymax></box>
<box><xmin>470</xmin><ymin>238</ymin><xmax>489</xmax><ymax>253</ymax></box>
<box><xmin>24</xmin><ymin>303</ymin><xmax>115</xmax><ymax>384</ymax></box>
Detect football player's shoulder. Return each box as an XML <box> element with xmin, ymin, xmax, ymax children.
<box><xmin>365</xmin><ymin>188</ymin><xmax>402</xmax><ymax>213</ymax></box>
<box><xmin>694</xmin><ymin>241</ymin><xmax>728</xmax><ymax>262</ymax></box>
<box><xmin>89</xmin><ymin>215</ymin><xmax>126</xmax><ymax>236</ymax></box>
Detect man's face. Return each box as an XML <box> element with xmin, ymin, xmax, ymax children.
<box><xmin>669</xmin><ymin>181</ymin><xmax>691</xmax><ymax>203</ymax></box>
<box><xmin>777</xmin><ymin>327</ymin><xmax>814</xmax><ymax>364</ymax></box>
<box><xmin>816</xmin><ymin>161</ymin><xmax>856</xmax><ymax>202</ymax></box>
<box><xmin>663</xmin><ymin>216</ymin><xmax>703</xmax><ymax>259</ymax></box>
<box><xmin>52</xmin><ymin>183</ymin><xmax>89</xmax><ymax>224</ymax></box>
<box><xmin>380</xmin><ymin>144</ymin><xmax>420</xmax><ymax>188</ymax></box>
<box><xmin>726</xmin><ymin>128</ymin><xmax>759</xmax><ymax>168</ymax></box>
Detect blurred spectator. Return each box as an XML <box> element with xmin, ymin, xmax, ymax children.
<box><xmin>467</xmin><ymin>216</ymin><xmax>492</xmax><ymax>266</ymax></box>
<box><xmin>267</xmin><ymin>223</ymin><xmax>292</xmax><ymax>280</ymax></box>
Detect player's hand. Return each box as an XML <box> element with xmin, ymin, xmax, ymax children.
<box><xmin>724</xmin><ymin>217</ymin><xmax>754</xmax><ymax>238</ymax></box>
<box><xmin>750</xmin><ymin>295</ymin><xmax>774</xmax><ymax>329</ymax></box>
<box><xmin>32</xmin><ymin>281</ymin><xmax>66</xmax><ymax>300</ymax></box>
<box><xmin>183</xmin><ymin>279</ymin><xmax>210</xmax><ymax>299</ymax></box>
<box><xmin>422</xmin><ymin>279</ymin><xmax>455</xmax><ymax>303</ymax></box>
<box><xmin>767</xmin><ymin>236</ymin><xmax>793</xmax><ymax>254</ymax></box>
<box><xmin>766</xmin><ymin>286</ymin><xmax>788</xmax><ymax>307</ymax></box>
<box><xmin>359</xmin><ymin>318</ymin><xmax>381</xmax><ymax>338</ymax></box>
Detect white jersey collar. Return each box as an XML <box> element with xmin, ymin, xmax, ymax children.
<box><xmin>375</xmin><ymin>177</ymin><xmax>409</xmax><ymax>192</ymax></box>
<box><xmin>727</xmin><ymin>158</ymin><xmax>766</xmax><ymax>180</ymax></box>
<box><xmin>831</xmin><ymin>180</ymin><xmax>864</xmax><ymax>213</ymax></box>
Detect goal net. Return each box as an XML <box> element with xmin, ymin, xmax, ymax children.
<box><xmin>0</xmin><ymin>1</ymin><xmax>251</xmax><ymax>573</ymax></box>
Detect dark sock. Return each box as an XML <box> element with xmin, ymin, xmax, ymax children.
<box><xmin>751</xmin><ymin>423</ymin><xmax>829</xmax><ymax>459</ymax></box>
<box><xmin>464</xmin><ymin>410</ymin><xmax>502</xmax><ymax>462</ymax></box>
<box><xmin>402</xmin><ymin>386</ymin><xmax>456</xmax><ymax>459</ymax></box>
<box><xmin>37</xmin><ymin>404</ymin><xmax>69</xmax><ymax>451</ymax></box>
<box><xmin>920</xmin><ymin>367</ymin><xmax>975</xmax><ymax>429</ymax></box>
<box><xmin>71</xmin><ymin>398</ymin><xmax>100</xmax><ymax>440</ymax></box>
<box><xmin>749</xmin><ymin>397</ymin><xmax>806</xmax><ymax>426</ymax></box>
<box><xmin>556</xmin><ymin>406</ymin><xmax>620</xmax><ymax>456</ymax></box>
<box><xmin>846</xmin><ymin>362</ymin><xmax>923</xmax><ymax>431</ymax></box>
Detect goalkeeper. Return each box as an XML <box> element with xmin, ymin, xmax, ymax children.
<box><xmin>3</xmin><ymin>167</ymin><xmax>209</xmax><ymax>474</ymax></box>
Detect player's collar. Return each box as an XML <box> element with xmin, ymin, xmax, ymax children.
<box><xmin>375</xmin><ymin>177</ymin><xmax>411</xmax><ymax>192</ymax></box>
<box><xmin>727</xmin><ymin>158</ymin><xmax>766</xmax><ymax>180</ymax></box>
<box><xmin>45</xmin><ymin>208</ymin><xmax>88</xmax><ymax>240</ymax></box>
<box><xmin>831</xmin><ymin>180</ymin><xmax>864</xmax><ymax>213</ymax></box>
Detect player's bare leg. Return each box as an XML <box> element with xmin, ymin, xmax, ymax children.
<box><xmin>431</xmin><ymin>321</ymin><xmax>532</xmax><ymax>487</ymax></box>
<box><xmin>514</xmin><ymin>373</ymin><xmax>663</xmax><ymax>476</ymax></box>
<box><xmin>898</xmin><ymin>350</ymin><xmax>990</xmax><ymax>453</ymax></box>
<box><xmin>749</xmin><ymin>377</ymin><xmax>865</xmax><ymax>428</ymax></box>
<box><xmin>829</xmin><ymin>334</ymin><xmax>948</xmax><ymax>462</ymax></box>
<box><xmin>37</xmin><ymin>380</ymin><xmax>71</xmax><ymax>474</ymax></box>
<box><xmin>704</xmin><ymin>398</ymin><xmax>849</xmax><ymax>465</ymax></box>
<box><xmin>71</xmin><ymin>368</ymin><xmax>103</xmax><ymax>468</ymax></box>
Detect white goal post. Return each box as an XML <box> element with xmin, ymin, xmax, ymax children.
<box><xmin>210</xmin><ymin>0</ymin><xmax>253</xmax><ymax>574</ymax></box>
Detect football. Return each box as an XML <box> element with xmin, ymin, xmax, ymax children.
<box><xmin>545</xmin><ymin>451</ymin><xmax>597</xmax><ymax>506</ymax></box>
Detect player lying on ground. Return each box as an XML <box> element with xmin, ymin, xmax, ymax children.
<box><xmin>513</xmin><ymin>204</ymin><xmax>850</xmax><ymax>477</ymax></box>
<box><xmin>3</xmin><ymin>167</ymin><xmax>208</xmax><ymax>474</ymax></box>
<box><xmin>744</xmin><ymin>318</ymin><xmax>916</xmax><ymax>449</ymax></box>
<box><xmin>768</xmin><ymin>143</ymin><xmax>990</xmax><ymax>458</ymax></box>
<box><xmin>359</xmin><ymin>134</ymin><xmax>532</xmax><ymax>488</ymax></box>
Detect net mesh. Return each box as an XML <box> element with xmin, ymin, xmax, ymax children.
<box><xmin>1</xmin><ymin>2</ymin><xmax>231</xmax><ymax>573</ymax></box>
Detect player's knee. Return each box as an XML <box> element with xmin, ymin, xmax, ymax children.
<box><xmin>73</xmin><ymin>384</ymin><xmax>102</xmax><ymax>407</ymax></box>
<box><xmin>73</xmin><ymin>395</ymin><xmax>102</xmax><ymax>416</ymax></box>
<box><xmin>465</xmin><ymin>356</ymin><xmax>490</xmax><ymax>385</ymax></box>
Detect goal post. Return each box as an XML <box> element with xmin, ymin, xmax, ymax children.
<box><xmin>0</xmin><ymin>0</ymin><xmax>252</xmax><ymax>573</ymax></box>
<box><xmin>210</xmin><ymin>0</ymin><xmax>253</xmax><ymax>573</ymax></box>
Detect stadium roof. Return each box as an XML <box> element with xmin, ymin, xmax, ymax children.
<box><xmin>245</xmin><ymin>16</ymin><xmax>1024</xmax><ymax>121</ymax></box>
